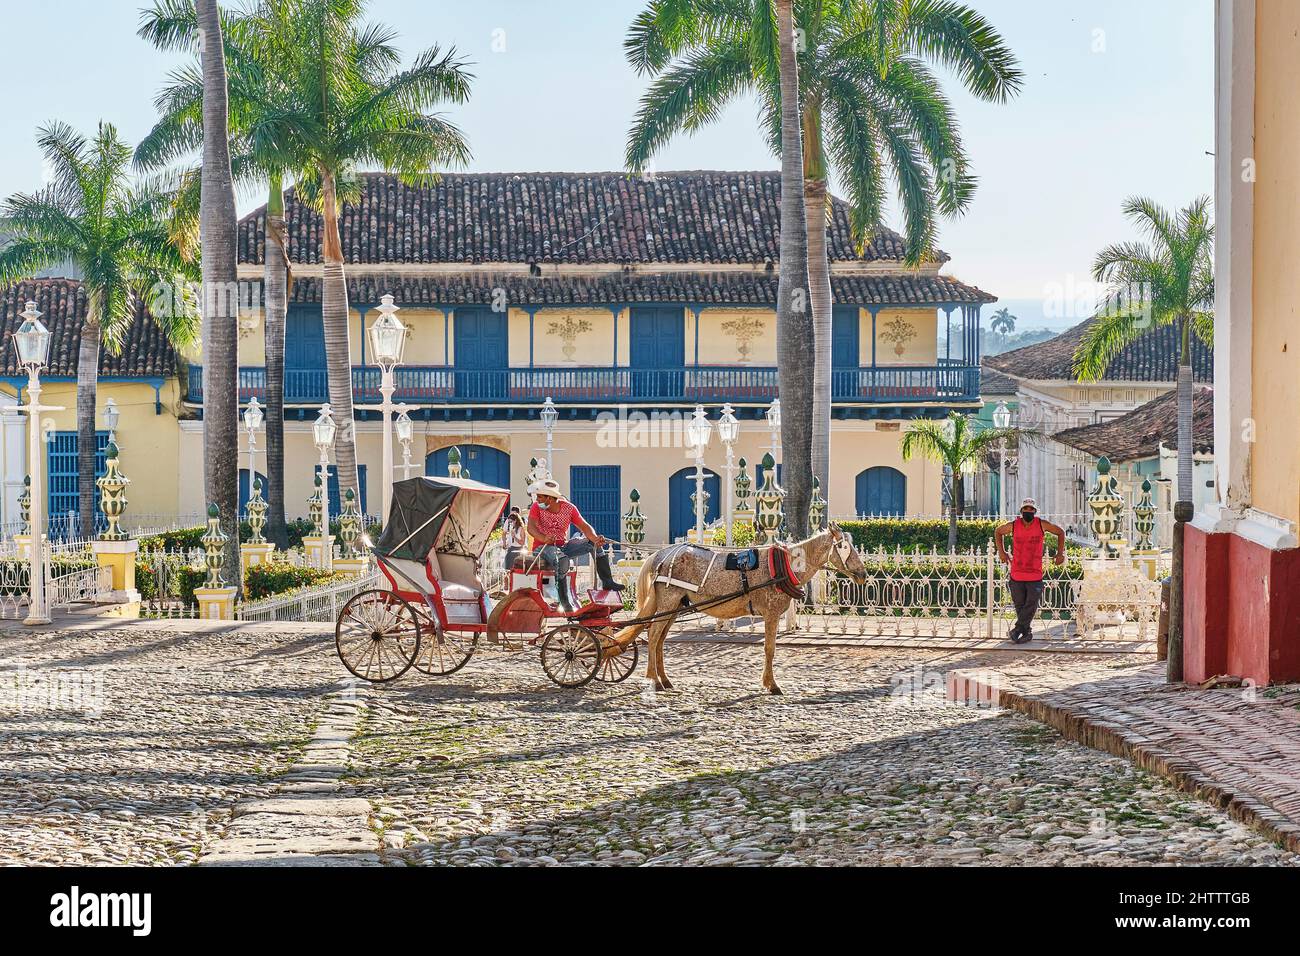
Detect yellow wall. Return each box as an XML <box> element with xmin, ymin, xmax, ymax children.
<box><xmin>697</xmin><ymin>308</ymin><xmax>776</xmax><ymax>364</ymax></box>
<box><xmin>508</xmin><ymin>307</ymin><xmax>618</xmax><ymax>367</ymax></box>
<box><xmin>868</xmin><ymin>308</ymin><xmax>940</xmax><ymax>366</ymax></box>
<box><xmin>1252</xmin><ymin>0</ymin><xmax>1300</xmax><ymax>524</ymax></box>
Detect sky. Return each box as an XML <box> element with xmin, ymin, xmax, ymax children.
<box><xmin>0</xmin><ymin>0</ymin><xmax>1214</xmax><ymax>329</ymax></box>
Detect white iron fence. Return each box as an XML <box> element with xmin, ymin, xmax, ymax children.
<box><xmin>237</xmin><ymin>571</ymin><xmax>381</xmax><ymax>623</ymax></box>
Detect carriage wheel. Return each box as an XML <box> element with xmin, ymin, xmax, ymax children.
<box><xmin>410</xmin><ymin>610</ymin><xmax>476</xmax><ymax>676</ymax></box>
<box><xmin>595</xmin><ymin>631</ymin><xmax>640</xmax><ymax>683</ymax></box>
<box><xmin>336</xmin><ymin>590</ymin><xmax>420</xmax><ymax>683</ymax></box>
<box><xmin>539</xmin><ymin>625</ymin><xmax>604</xmax><ymax>688</ymax></box>
<box><xmin>487</xmin><ymin>590</ymin><xmax>547</xmax><ymax>650</ymax></box>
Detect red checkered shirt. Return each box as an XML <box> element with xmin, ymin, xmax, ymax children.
<box><xmin>528</xmin><ymin>500</ymin><xmax>581</xmax><ymax>546</ymax></box>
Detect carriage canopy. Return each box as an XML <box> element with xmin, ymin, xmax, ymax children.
<box><xmin>374</xmin><ymin>476</ymin><xmax>510</xmax><ymax>562</ymax></box>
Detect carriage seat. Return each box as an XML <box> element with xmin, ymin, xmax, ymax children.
<box><xmin>382</xmin><ymin>553</ymin><xmax>484</xmax><ymax>602</ymax></box>
<box><xmin>509</xmin><ymin>550</ymin><xmax>555</xmax><ymax>571</ymax></box>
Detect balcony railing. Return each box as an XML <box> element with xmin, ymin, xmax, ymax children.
<box><xmin>188</xmin><ymin>364</ymin><xmax>980</xmax><ymax>405</ymax></box>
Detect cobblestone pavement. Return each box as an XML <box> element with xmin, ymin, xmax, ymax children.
<box><xmin>1</xmin><ymin>621</ymin><xmax>1295</xmax><ymax>866</ymax></box>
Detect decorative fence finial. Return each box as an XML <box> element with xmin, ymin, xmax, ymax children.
<box><xmin>339</xmin><ymin>488</ymin><xmax>362</xmax><ymax>557</ymax></box>
<box><xmin>755</xmin><ymin>453</ymin><xmax>784</xmax><ymax>545</ymax></box>
<box><xmin>202</xmin><ymin>503</ymin><xmax>229</xmax><ymax>588</ymax></box>
<box><xmin>447</xmin><ymin>446</ymin><xmax>462</xmax><ymax>479</ymax></box>
<box><xmin>308</xmin><ymin>473</ymin><xmax>325</xmax><ymax>538</ymax></box>
<box><xmin>623</xmin><ymin>488</ymin><xmax>646</xmax><ymax>550</ymax></box>
<box><xmin>1132</xmin><ymin>478</ymin><xmax>1155</xmax><ymax>550</ymax></box>
<box><xmin>1087</xmin><ymin>456</ymin><xmax>1125</xmax><ymax>556</ymax></box>
<box><xmin>18</xmin><ymin>475</ymin><xmax>31</xmax><ymax>535</ymax></box>
<box><xmin>809</xmin><ymin>476</ymin><xmax>827</xmax><ymax>534</ymax></box>
<box><xmin>95</xmin><ymin>441</ymin><xmax>130</xmax><ymax>541</ymax></box>
<box><xmin>246</xmin><ymin>477</ymin><xmax>268</xmax><ymax>544</ymax></box>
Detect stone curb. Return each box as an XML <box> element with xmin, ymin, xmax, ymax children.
<box><xmin>953</xmin><ymin>670</ymin><xmax>1300</xmax><ymax>854</ymax></box>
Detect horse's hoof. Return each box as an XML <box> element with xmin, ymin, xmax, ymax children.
<box><xmin>766</xmin><ymin>684</ymin><xmax>783</xmax><ymax>696</ymax></box>
<box><xmin>660</xmin><ymin>679</ymin><xmax>674</xmax><ymax>690</ymax></box>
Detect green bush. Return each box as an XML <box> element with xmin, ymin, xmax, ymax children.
<box><xmin>709</xmin><ymin>522</ymin><xmax>757</xmax><ymax>547</ymax></box>
<box><xmin>244</xmin><ymin>563</ymin><xmax>347</xmax><ymax>601</ymax></box>
<box><xmin>838</xmin><ymin>518</ymin><xmax>1066</xmax><ymax>555</ymax></box>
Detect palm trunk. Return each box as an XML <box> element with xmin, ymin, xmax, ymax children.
<box><xmin>803</xmin><ymin>102</ymin><xmax>832</xmax><ymax>507</ymax></box>
<box><xmin>1167</xmin><ymin>315</ymin><xmax>1194</xmax><ymax>682</ymax></box>
<box><xmin>949</xmin><ymin>470</ymin><xmax>962</xmax><ymax>552</ymax></box>
<box><xmin>76</xmin><ymin>317</ymin><xmax>100</xmax><ymax>538</ymax></box>
<box><xmin>263</xmin><ymin>174</ymin><xmax>290</xmax><ymax>549</ymax></box>
<box><xmin>319</xmin><ymin>169</ymin><xmax>361</xmax><ymax>504</ymax></box>
<box><xmin>1176</xmin><ymin>317</ymin><xmax>1194</xmax><ymax>503</ymax></box>
<box><xmin>775</xmin><ymin>0</ymin><xmax>813</xmax><ymax>536</ymax></box>
<box><xmin>198</xmin><ymin>0</ymin><xmax>242</xmax><ymax>589</ymax></box>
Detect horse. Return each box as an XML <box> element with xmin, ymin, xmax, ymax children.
<box><xmin>612</xmin><ymin>524</ymin><xmax>868</xmax><ymax>694</ymax></box>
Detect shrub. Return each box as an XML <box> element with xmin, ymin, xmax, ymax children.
<box><xmin>244</xmin><ymin>563</ymin><xmax>348</xmax><ymax>601</ymax></box>
<box><xmin>709</xmin><ymin>522</ymin><xmax>757</xmax><ymax>547</ymax></box>
<box><xmin>837</xmin><ymin>518</ymin><xmax>1066</xmax><ymax>555</ymax></box>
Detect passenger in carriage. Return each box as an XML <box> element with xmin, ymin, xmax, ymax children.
<box><xmin>501</xmin><ymin>506</ymin><xmax>525</xmax><ymax>571</ymax></box>
<box><xmin>526</xmin><ymin>478</ymin><xmax>624</xmax><ymax>612</ymax></box>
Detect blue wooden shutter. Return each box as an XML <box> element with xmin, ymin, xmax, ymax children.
<box><xmin>47</xmin><ymin>431</ymin><xmax>109</xmax><ymax>536</ymax></box>
<box><xmin>327</xmin><ymin>465</ymin><xmax>368</xmax><ymax>515</ymax></box>
<box><xmin>569</xmin><ymin>465</ymin><xmax>621</xmax><ymax>542</ymax></box>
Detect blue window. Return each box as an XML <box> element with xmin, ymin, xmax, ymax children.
<box><xmin>832</xmin><ymin>306</ymin><xmax>860</xmax><ymax>367</ymax></box>
<box><xmin>453</xmin><ymin>307</ymin><xmax>508</xmax><ymax>399</ymax></box>
<box><xmin>856</xmin><ymin>466</ymin><xmax>907</xmax><ymax>517</ymax></box>
<box><xmin>569</xmin><ymin>465</ymin><xmax>621</xmax><ymax>543</ymax></box>
<box><xmin>629</xmin><ymin>306</ymin><xmax>685</xmax><ymax>398</ymax></box>
<box><xmin>47</xmin><ymin>431</ymin><xmax>109</xmax><ymax>537</ymax></box>
<box><xmin>426</xmin><ymin>445</ymin><xmax>511</xmax><ymax>490</ymax></box>
<box><xmin>324</xmin><ymin>465</ymin><xmax>367</xmax><ymax>515</ymax></box>
<box><xmin>668</xmin><ymin>466</ymin><xmax>720</xmax><ymax>542</ymax></box>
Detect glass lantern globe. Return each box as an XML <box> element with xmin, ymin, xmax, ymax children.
<box><xmin>717</xmin><ymin>403</ymin><xmax>740</xmax><ymax>445</ymax></box>
<box><xmin>540</xmin><ymin>397</ymin><xmax>558</xmax><ymax>430</ymax></box>
<box><xmin>993</xmin><ymin>401</ymin><xmax>1011</xmax><ymax>431</ymax></box>
<box><xmin>243</xmin><ymin>395</ymin><xmax>264</xmax><ymax>433</ymax></box>
<box><xmin>394</xmin><ymin>405</ymin><xmax>413</xmax><ymax>444</ymax></box>
<box><xmin>313</xmin><ymin>404</ymin><xmax>337</xmax><ymax>450</ymax></box>
<box><xmin>13</xmin><ymin>301</ymin><xmax>51</xmax><ymax>371</ymax></box>
<box><xmin>104</xmin><ymin>397</ymin><xmax>121</xmax><ymax>435</ymax></box>
<box><xmin>686</xmin><ymin>405</ymin><xmax>712</xmax><ymax>449</ymax></box>
<box><xmin>367</xmin><ymin>294</ymin><xmax>407</xmax><ymax>368</ymax></box>
<box><xmin>765</xmin><ymin>398</ymin><xmax>781</xmax><ymax>432</ymax></box>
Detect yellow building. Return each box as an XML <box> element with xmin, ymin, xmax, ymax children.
<box><xmin>177</xmin><ymin>170</ymin><xmax>995</xmax><ymax>543</ymax></box>
<box><xmin>1184</xmin><ymin>0</ymin><xmax>1300</xmax><ymax>685</ymax></box>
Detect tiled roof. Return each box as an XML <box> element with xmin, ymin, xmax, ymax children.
<box><xmin>276</xmin><ymin>271</ymin><xmax>993</xmax><ymax>307</ymax></box>
<box><xmin>1053</xmin><ymin>388</ymin><xmax>1214</xmax><ymax>462</ymax></box>
<box><xmin>984</xmin><ymin>317</ymin><xmax>1213</xmax><ymax>383</ymax></box>
<box><xmin>239</xmin><ymin>171</ymin><xmax>950</xmax><ymax>267</ymax></box>
<box><xmin>0</xmin><ymin>279</ymin><xmax>178</xmax><ymax>378</ymax></box>
<box><xmin>979</xmin><ymin>362</ymin><xmax>1019</xmax><ymax>395</ymax></box>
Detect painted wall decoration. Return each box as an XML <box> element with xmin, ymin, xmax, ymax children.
<box><xmin>721</xmin><ymin>313</ymin><xmax>765</xmax><ymax>364</ymax></box>
<box><xmin>879</xmin><ymin>315</ymin><xmax>918</xmax><ymax>356</ymax></box>
<box><xmin>547</xmin><ymin>314</ymin><xmax>593</xmax><ymax>361</ymax></box>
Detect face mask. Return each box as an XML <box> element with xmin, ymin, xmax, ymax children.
<box><xmin>537</xmin><ymin>501</ymin><xmax>552</xmax><ymax>510</ymax></box>
<box><xmin>1021</xmin><ymin>511</ymin><xmax>1035</xmax><ymax>524</ymax></box>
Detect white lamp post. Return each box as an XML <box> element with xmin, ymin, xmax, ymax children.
<box><xmin>540</xmin><ymin>397</ymin><xmax>558</xmax><ymax>479</ymax></box>
<box><xmin>686</xmin><ymin>404</ymin><xmax>713</xmax><ymax>541</ymax></box>
<box><xmin>243</xmin><ymin>395</ymin><xmax>264</xmax><ymax>494</ymax></box>
<box><xmin>765</xmin><ymin>398</ymin><xmax>781</xmax><ymax>466</ymax></box>
<box><xmin>13</xmin><ymin>301</ymin><xmax>55</xmax><ymax>625</ymax></box>
<box><xmin>394</xmin><ymin>403</ymin><xmax>414</xmax><ymax>480</ymax></box>
<box><xmin>368</xmin><ymin>294</ymin><xmax>408</xmax><ymax>519</ymax></box>
<box><xmin>993</xmin><ymin>401</ymin><xmax>1012</xmax><ymax>519</ymax></box>
<box><xmin>103</xmin><ymin>397</ymin><xmax>120</xmax><ymax>447</ymax></box>
<box><xmin>717</xmin><ymin>403</ymin><xmax>740</xmax><ymax>546</ymax></box>
<box><xmin>313</xmin><ymin>403</ymin><xmax>337</xmax><ymax>568</ymax></box>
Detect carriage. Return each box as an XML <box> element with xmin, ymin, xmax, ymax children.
<box><xmin>334</xmin><ymin>475</ymin><xmax>639</xmax><ymax>687</ymax></box>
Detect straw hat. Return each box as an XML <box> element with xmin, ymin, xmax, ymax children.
<box><xmin>528</xmin><ymin>478</ymin><xmax>563</xmax><ymax>498</ymax></box>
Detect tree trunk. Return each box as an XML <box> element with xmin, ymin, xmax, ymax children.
<box><xmin>805</xmin><ymin>179</ymin><xmax>833</xmax><ymax>507</ymax></box>
<box><xmin>76</xmin><ymin>317</ymin><xmax>100</xmax><ymax>538</ymax></box>
<box><xmin>1167</xmin><ymin>316</ymin><xmax>1194</xmax><ymax>683</ymax></box>
<box><xmin>263</xmin><ymin>175</ymin><xmax>290</xmax><ymax>548</ymax></box>
<box><xmin>1176</xmin><ymin>318</ymin><xmax>1194</xmax><ymax>504</ymax></box>
<box><xmin>949</xmin><ymin>471</ymin><xmax>962</xmax><ymax>552</ymax></box>
<box><xmin>320</xmin><ymin>169</ymin><xmax>361</xmax><ymax>505</ymax></box>
<box><xmin>774</xmin><ymin>0</ymin><xmax>813</xmax><ymax>536</ymax></box>
<box><xmin>197</xmin><ymin>0</ymin><xmax>242</xmax><ymax>589</ymax></box>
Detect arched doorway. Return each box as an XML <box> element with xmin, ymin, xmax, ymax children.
<box><xmin>856</xmin><ymin>466</ymin><xmax>906</xmax><ymax>517</ymax></box>
<box><xmin>426</xmin><ymin>444</ymin><xmax>511</xmax><ymax>490</ymax></box>
<box><xmin>668</xmin><ymin>466</ymin><xmax>720</xmax><ymax>542</ymax></box>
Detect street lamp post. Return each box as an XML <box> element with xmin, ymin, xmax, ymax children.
<box><xmin>394</xmin><ymin>404</ymin><xmax>414</xmax><ymax>481</ymax></box>
<box><xmin>13</xmin><ymin>302</ymin><xmax>55</xmax><ymax>625</ymax></box>
<box><xmin>313</xmin><ymin>403</ymin><xmax>337</xmax><ymax>569</ymax></box>
<box><xmin>368</xmin><ymin>294</ymin><xmax>408</xmax><ymax>520</ymax></box>
<box><xmin>686</xmin><ymin>404</ymin><xmax>713</xmax><ymax>542</ymax></box>
<box><xmin>243</xmin><ymin>395</ymin><xmax>264</xmax><ymax>489</ymax></box>
<box><xmin>765</xmin><ymin>398</ymin><xmax>781</xmax><ymax>465</ymax></box>
<box><xmin>717</xmin><ymin>403</ymin><xmax>739</xmax><ymax>546</ymax></box>
<box><xmin>104</xmin><ymin>397</ymin><xmax>120</xmax><ymax>447</ymax></box>
<box><xmin>993</xmin><ymin>401</ymin><xmax>1011</xmax><ymax>519</ymax></box>
<box><xmin>540</xmin><ymin>397</ymin><xmax>558</xmax><ymax>479</ymax></box>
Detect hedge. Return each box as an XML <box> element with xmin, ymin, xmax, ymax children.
<box><xmin>243</xmin><ymin>563</ymin><xmax>349</xmax><ymax>601</ymax></box>
<box><xmin>140</xmin><ymin>517</ymin><xmax>382</xmax><ymax>552</ymax></box>
<box><xmin>837</xmin><ymin>518</ymin><xmax>1066</xmax><ymax>555</ymax></box>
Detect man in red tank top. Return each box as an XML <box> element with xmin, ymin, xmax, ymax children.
<box><xmin>994</xmin><ymin>498</ymin><xmax>1067</xmax><ymax>644</ymax></box>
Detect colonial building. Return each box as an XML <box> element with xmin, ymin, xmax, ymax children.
<box><xmin>0</xmin><ymin>278</ymin><xmax>186</xmax><ymax>533</ymax></box>
<box><xmin>983</xmin><ymin>316</ymin><xmax>1214</xmax><ymax>529</ymax></box>
<box><xmin>1187</xmin><ymin>0</ymin><xmax>1300</xmax><ymax>684</ymax></box>
<box><xmin>172</xmin><ymin>170</ymin><xmax>995</xmax><ymax>543</ymax></box>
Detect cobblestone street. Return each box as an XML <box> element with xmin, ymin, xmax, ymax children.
<box><xmin>1</xmin><ymin>621</ymin><xmax>1295</xmax><ymax>866</ymax></box>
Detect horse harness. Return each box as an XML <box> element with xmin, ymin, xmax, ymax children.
<box><xmin>652</xmin><ymin>543</ymin><xmax>805</xmax><ymax>616</ymax></box>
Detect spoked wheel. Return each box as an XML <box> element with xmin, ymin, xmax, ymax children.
<box><xmin>539</xmin><ymin>624</ymin><xmax>604</xmax><ymax>688</ymax></box>
<box><xmin>486</xmin><ymin>590</ymin><xmax>547</xmax><ymax>650</ymax></box>
<box><xmin>594</xmin><ymin>630</ymin><xmax>640</xmax><ymax>683</ymax></box>
<box><xmin>336</xmin><ymin>590</ymin><xmax>420</xmax><ymax>683</ymax></box>
<box><xmin>410</xmin><ymin>610</ymin><xmax>476</xmax><ymax>676</ymax></box>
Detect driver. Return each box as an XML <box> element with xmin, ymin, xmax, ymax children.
<box><xmin>527</xmin><ymin>478</ymin><xmax>624</xmax><ymax>612</ymax></box>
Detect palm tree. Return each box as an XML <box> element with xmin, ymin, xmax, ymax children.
<box><xmin>989</xmin><ymin>307</ymin><xmax>1016</xmax><ymax>334</ymax></box>
<box><xmin>1073</xmin><ymin>195</ymin><xmax>1213</xmax><ymax>682</ymax></box>
<box><xmin>0</xmin><ymin>121</ymin><xmax>198</xmax><ymax>537</ymax></box>
<box><xmin>196</xmin><ymin>0</ymin><xmax>242</xmax><ymax>582</ymax></box>
<box><xmin>138</xmin><ymin>0</ymin><xmax>303</xmax><ymax>548</ymax></box>
<box><xmin>901</xmin><ymin>412</ymin><xmax>1013</xmax><ymax>551</ymax></box>
<box><xmin>625</xmin><ymin>0</ymin><xmax>1021</xmax><ymax>498</ymax></box>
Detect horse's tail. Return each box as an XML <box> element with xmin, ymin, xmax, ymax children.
<box><xmin>612</xmin><ymin>556</ymin><xmax>658</xmax><ymax>648</ymax></box>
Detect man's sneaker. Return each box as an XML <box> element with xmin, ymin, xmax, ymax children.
<box><xmin>1013</xmin><ymin>630</ymin><xmax>1034</xmax><ymax>645</ymax></box>
<box><xmin>1007</xmin><ymin>627</ymin><xmax>1022</xmax><ymax>644</ymax></box>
